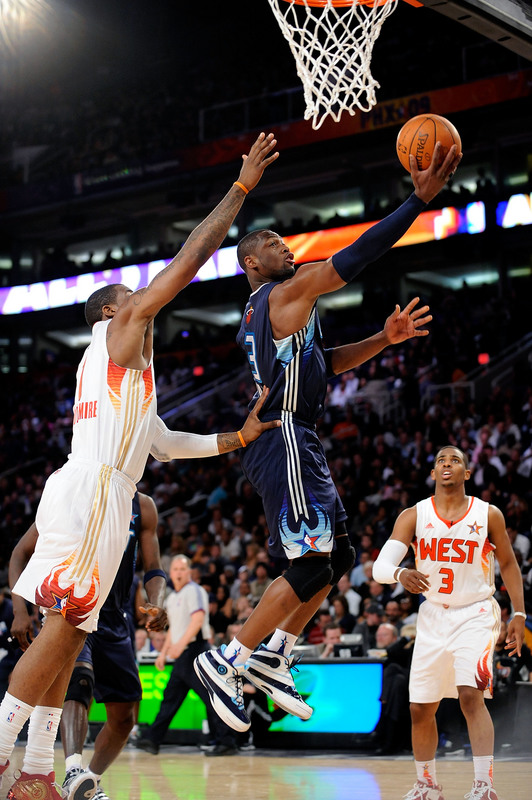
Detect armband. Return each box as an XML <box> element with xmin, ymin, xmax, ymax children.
<box><xmin>513</xmin><ymin>611</ymin><xmax>527</xmax><ymax>619</ymax></box>
<box><xmin>372</xmin><ymin>540</ymin><xmax>409</xmax><ymax>584</ymax></box>
<box><xmin>143</xmin><ymin>569</ymin><xmax>167</xmax><ymax>586</ymax></box>
<box><xmin>332</xmin><ymin>193</ymin><xmax>426</xmax><ymax>284</ymax></box>
<box><xmin>150</xmin><ymin>416</ymin><xmax>218</xmax><ymax>461</ymax></box>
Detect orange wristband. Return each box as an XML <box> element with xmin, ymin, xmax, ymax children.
<box><xmin>237</xmin><ymin>430</ymin><xmax>247</xmax><ymax>447</ymax></box>
<box><xmin>234</xmin><ymin>181</ymin><xmax>249</xmax><ymax>195</ymax></box>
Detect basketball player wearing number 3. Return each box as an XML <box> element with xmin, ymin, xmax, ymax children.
<box><xmin>373</xmin><ymin>446</ymin><xmax>526</xmax><ymax>800</ymax></box>
<box><xmin>194</xmin><ymin>140</ymin><xmax>462</xmax><ymax>733</ymax></box>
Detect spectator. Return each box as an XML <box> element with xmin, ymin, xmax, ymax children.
<box><xmin>249</xmin><ymin>563</ymin><xmax>273</xmax><ymax>603</ymax></box>
<box><xmin>331</xmin><ymin>593</ymin><xmax>357</xmax><ymax>634</ymax></box>
<box><xmin>335</xmin><ymin>573</ymin><xmax>362</xmax><ymax>617</ymax></box>
<box><xmin>319</xmin><ymin>622</ymin><xmax>344</xmax><ymax>659</ymax></box>
<box><xmin>306</xmin><ymin>610</ymin><xmax>333</xmax><ymax>645</ymax></box>
<box><xmin>353</xmin><ymin>603</ymin><xmax>384</xmax><ymax>654</ymax></box>
<box><xmin>372</xmin><ymin>622</ymin><xmax>416</xmax><ymax>755</ymax></box>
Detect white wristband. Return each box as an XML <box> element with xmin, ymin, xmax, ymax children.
<box><xmin>513</xmin><ymin>611</ymin><xmax>527</xmax><ymax>619</ymax></box>
<box><xmin>394</xmin><ymin>567</ymin><xmax>406</xmax><ymax>582</ymax></box>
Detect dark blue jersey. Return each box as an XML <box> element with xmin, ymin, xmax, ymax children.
<box><xmin>236</xmin><ymin>283</ymin><xmax>328</xmax><ymax>427</ymax></box>
<box><xmin>237</xmin><ymin>283</ymin><xmax>345</xmax><ymax>558</ymax></box>
<box><xmin>97</xmin><ymin>492</ymin><xmax>140</xmax><ymax>634</ymax></box>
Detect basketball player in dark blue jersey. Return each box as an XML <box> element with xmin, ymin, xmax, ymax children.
<box><xmin>195</xmin><ymin>142</ymin><xmax>462</xmax><ymax>733</ymax></box>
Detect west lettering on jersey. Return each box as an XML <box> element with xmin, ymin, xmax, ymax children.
<box><xmin>73</xmin><ymin>400</ymin><xmax>98</xmax><ymax>425</ymax></box>
<box><xmin>418</xmin><ymin>537</ymin><xmax>479</xmax><ymax>564</ymax></box>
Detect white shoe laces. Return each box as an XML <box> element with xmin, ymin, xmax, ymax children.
<box><xmin>464</xmin><ymin>783</ymin><xmax>492</xmax><ymax>800</ymax></box>
<box><xmin>226</xmin><ymin>670</ymin><xmax>245</xmax><ymax>709</ymax></box>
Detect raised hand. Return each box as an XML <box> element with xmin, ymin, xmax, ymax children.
<box><xmin>383</xmin><ymin>297</ymin><xmax>432</xmax><ymax>344</ymax></box>
<box><xmin>411</xmin><ymin>141</ymin><xmax>463</xmax><ymax>204</ymax></box>
<box><xmin>238</xmin><ymin>132</ymin><xmax>279</xmax><ymax>192</ymax></box>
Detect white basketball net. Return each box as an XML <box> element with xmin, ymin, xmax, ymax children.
<box><xmin>268</xmin><ymin>0</ymin><xmax>399</xmax><ymax>130</ymax></box>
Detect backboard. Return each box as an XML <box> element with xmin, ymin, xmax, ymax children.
<box><xmin>419</xmin><ymin>0</ymin><xmax>532</xmax><ymax>60</ymax></box>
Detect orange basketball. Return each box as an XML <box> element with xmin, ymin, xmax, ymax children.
<box><xmin>396</xmin><ymin>114</ymin><xmax>461</xmax><ymax>173</ymax></box>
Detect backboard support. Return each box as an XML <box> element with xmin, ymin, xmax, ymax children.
<box><xmin>417</xmin><ymin>0</ymin><xmax>532</xmax><ymax>60</ymax></box>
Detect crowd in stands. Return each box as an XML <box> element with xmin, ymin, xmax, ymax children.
<box><xmin>1</xmin><ymin>278</ymin><xmax>531</xmax><ymax>602</ymax></box>
<box><xmin>0</xmin><ymin>274</ymin><xmax>531</xmax><ymax>750</ymax></box>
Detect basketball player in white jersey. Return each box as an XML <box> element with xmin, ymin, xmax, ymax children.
<box><xmin>0</xmin><ymin>132</ymin><xmax>279</xmax><ymax>800</ymax></box>
<box><xmin>373</xmin><ymin>445</ymin><xmax>525</xmax><ymax>800</ymax></box>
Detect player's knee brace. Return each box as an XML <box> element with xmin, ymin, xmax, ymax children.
<box><xmin>330</xmin><ymin>534</ymin><xmax>356</xmax><ymax>584</ymax></box>
<box><xmin>64</xmin><ymin>665</ymin><xmax>95</xmax><ymax>710</ymax></box>
<box><xmin>283</xmin><ymin>556</ymin><xmax>333</xmax><ymax>603</ymax></box>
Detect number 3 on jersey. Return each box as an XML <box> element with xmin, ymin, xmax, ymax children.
<box><xmin>439</xmin><ymin>567</ymin><xmax>454</xmax><ymax>594</ymax></box>
<box><xmin>244</xmin><ymin>333</ymin><xmax>262</xmax><ymax>385</ymax></box>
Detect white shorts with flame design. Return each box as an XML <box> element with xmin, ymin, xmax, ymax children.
<box><xmin>13</xmin><ymin>458</ymin><xmax>135</xmax><ymax>633</ymax></box>
<box><xmin>409</xmin><ymin>596</ymin><xmax>500</xmax><ymax>703</ymax></box>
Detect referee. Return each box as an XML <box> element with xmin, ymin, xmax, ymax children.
<box><xmin>136</xmin><ymin>555</ymin><xmax>238</xmax><ymax>756</ymax></box>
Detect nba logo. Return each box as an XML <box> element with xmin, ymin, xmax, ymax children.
<box><xmin>6</xmin><ymin>712</ymin><xmax>14</xmax><ymax>723</ymax></box>
<box><xmin>46</xmin><ymin>720</ymin><xmax>53</xmax><ymax>731</ymax></box>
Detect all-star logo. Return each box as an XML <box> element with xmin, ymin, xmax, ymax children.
<box><xmin>50</xmin><ymin>588</ymin><xmax>78</xmax><ymax>614</ymax></box>
<box><xmin>468</xmin><ymin>521</ymin><xmax>483</xmax><ymax>536</ymax></box>
<box><xmin>246</xmin><ymin>306</ymin><xmax>254</xmax><ymax>325</ymax></box>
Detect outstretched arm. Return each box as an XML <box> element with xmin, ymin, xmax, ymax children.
<box><xmin>328</xmin><ymin>297</ymin><xmax>431</xmax><ymax>375</ymax></box>
<box><xmin>269</xmin><ymin>144</ymin><xmax>461</xmax><ymax>338</ymax></box>
<box><xmin>149</xmin><ymin>387</ymin><xmax>281</xmax><ymax>461</ymax></box>
<box><xmin>109</xmin><ymin>133</ymin><xmax>279</xmax><ymax>364</ymax></box>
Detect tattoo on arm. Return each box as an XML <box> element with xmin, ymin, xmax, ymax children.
<box><xmin>217</xmin><ymin>432</ymin><xmax>240</xmax><ymax>453</ymax></box>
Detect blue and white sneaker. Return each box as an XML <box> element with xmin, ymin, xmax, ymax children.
<box><xmin>62</xmin><ymin>767</ymin><xmax>98</xmax><ymax>800</ymax></box>
<box><xmin>194</xmin><ymin>647</ymin><xmax>250</xmax><ymax>732</ymax></box>
<box><xmin>246</xmin><ymin>645</ymin><xmax>313</xmax><ymax>720</ymax></box>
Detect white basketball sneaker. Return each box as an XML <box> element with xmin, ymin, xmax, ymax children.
<box><xmin>403</xmin><ymin>781</ymin><xmax>446</xmax><ymax>800</ymax></box>
<box><xmin>246</xmin><ymin>645</ymin><xmax>313</xmax><ymax>720</ymax></box>
<box><xmin>194</xmin><ymin>647</ymin><xmax>250</xmax><ymax>732</ymax></box>
<box><xmin>464</xmin><ymin>781</ymin><xmax>499</xmax><ymax>800</ymax></box>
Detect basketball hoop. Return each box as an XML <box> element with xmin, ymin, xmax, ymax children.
<box><xmin>268</xmin><ymin>0</ymin><xmax>400</xmax><ymax>130</ymax></box>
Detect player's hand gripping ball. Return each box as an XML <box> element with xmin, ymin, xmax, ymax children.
<box><xmin>396</xmin><ymin>113</ymin><xmax>462</xmax><ymax>173</ymax></box>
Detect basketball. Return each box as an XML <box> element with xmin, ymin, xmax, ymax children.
<box><xmin>396</xmin><ymin>114</ymin><xmax>462</xmax><ymax>173</ymax></box>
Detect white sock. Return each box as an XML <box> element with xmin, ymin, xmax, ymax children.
<box><xmin>65</xmin><ymin>753</ymin><xmax>83</xmax><ymax>772</ymax></box>
<box><xmin>473</xmin><ymin>755</ymin><xmax>493</xmax><ymax>785</ymax></box>
<box><xmin>22</xmin><ymin>706</ymin><xmax>62</xmax><ymax>776</ymax></box>
<box><xmin>266</xmin><ymin>629</ymin><xmax>298</xmax><ymax>657</ymax></box>
<box><xmin>415</xmin><ymin>759</ymin><xmax>438</xmax><ymax>787</ymax></box>
<box><xmin>223</xmin><ymin>638</ymin><xmax>253</xmax><ymax>667</ymax></box>
<box><xmin>0</xmin><ymin>692</ymin><xmax>34</xmax><ymax>764</ymax></box>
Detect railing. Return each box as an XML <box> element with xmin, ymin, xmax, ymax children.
<box><xmin>157</xmin><ymin>366</ymin><xmax>252</xmax><ymax>423</ymax></box>
<box><xmin>421</xmin><ymin>331</ymin><xmax>532</xmax><ymax>409</ymax></box>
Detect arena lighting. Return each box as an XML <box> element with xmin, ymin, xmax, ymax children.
<box><xmin>0</xmin><ymin>0</ymin><xmax>53</xmax><ymax>52</ymax></box>
<box><xmin>496</xmin><ymin>192</ymin><xmax>532</xmax><ymax>228</ymax></box>
<box><xmin>0</xmin><ymin>198</ymin><xmax>496</xmax><ymax>316</ymax></box>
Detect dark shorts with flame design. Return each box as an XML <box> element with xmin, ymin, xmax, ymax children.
<box><xmin>240</xmin><ymin>421</ymin><xmax>346</xmax><ymax>560</ymax></box>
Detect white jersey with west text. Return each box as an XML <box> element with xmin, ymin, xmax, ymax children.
<box><xmin>413</xmin><ymin>496</ymin><xmax>495</xmax><ymax>607</ymax></box>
